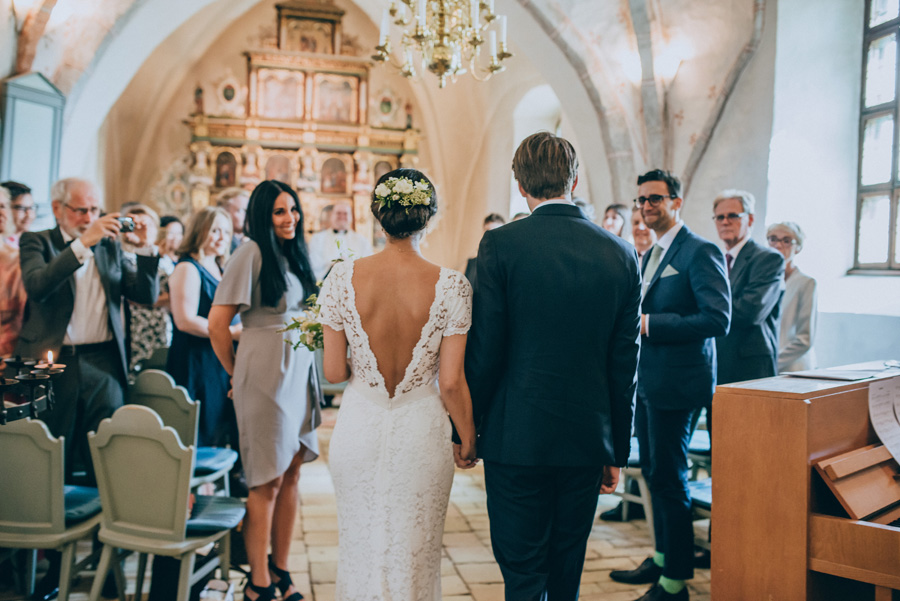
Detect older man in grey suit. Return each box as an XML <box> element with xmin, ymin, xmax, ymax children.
<box><xmin>712</xmin><ymin>190</ymin><xmax>784</xmax><ymax>386</ymax></box>
<box><xmin>17</xmin><ymin>178</ymin><xmax>159</xmax><ymax>481</ymax></box>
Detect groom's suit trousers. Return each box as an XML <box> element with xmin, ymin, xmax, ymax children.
<box><xmin>483</xmin><ymin>461</ymin><xmax>604</xmax><ymax>601</ymax></box>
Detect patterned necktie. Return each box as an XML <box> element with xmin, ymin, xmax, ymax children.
<box><xmin>642</xmin><ymin>244</ymin><xmax>663</xmax><ymax>295</ymax></box>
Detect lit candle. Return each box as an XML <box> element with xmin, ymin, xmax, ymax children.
<box><xmin>471</xmin><ymin>0</ymin><xmax>479</xmax><ymax>28</ymax></box>
<box><xmin>48</xmin><ymin>351</ymin><xmax>53</xmax><ymax>365</ymax></box>
<box><xmin>489</xmin><ymin>30</ymin><xmax>497</xmax><ymax>58</ymax></box>
<box><xmin>379</xmin><ymin>8</ymin><xmax>389</xmax><ymax>44</ymax></box>
<box><xmin>499</xmin><ymin>15</ymin><xmax>507</xmax><ymax>44</ymax></box>
<box><xmin>418</xmin><ymin>0</ymin><xmax>426</xmax><ymax>26</ymax></box>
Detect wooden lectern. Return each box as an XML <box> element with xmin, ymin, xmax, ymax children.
<box><xmin>712</xmin><ymin>364</ymin><xmax>900</xmax><ymax>600</ymax></box>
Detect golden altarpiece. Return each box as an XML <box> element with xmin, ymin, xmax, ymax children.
<box><xmin>184</xmin><ymin>0</ymin><xmax>420</xmax><ymax>241</ymax></box>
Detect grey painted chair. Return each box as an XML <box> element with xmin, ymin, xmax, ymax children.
<box><xmin>0</xmin><ymin>418</ymin><xmax>105</xmax><ymax>601</ymax></box>
<box><xmin>128</xmin><ymin>369</ymin><xmax>238</xmax><ymax>494</ymax></box>
<box><xmin>613</xmin><ymin>437</ymin><xmax>656</xmax><ymax>547</ymax></box>
<box><xmin>87</xmin><ymin>405</ymin><xmax>245</xmax><ymax>601</ymax></box>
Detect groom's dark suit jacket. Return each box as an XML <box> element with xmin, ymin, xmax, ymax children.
<box><xmin>465</xmin><ymin>203</ymin><xmax>641</xmax><ymax>468</ymax></box>
<box><xmin>16</xmin><ymin>226</ymin><xmax>160</xmax><ymax>380</ymax></box>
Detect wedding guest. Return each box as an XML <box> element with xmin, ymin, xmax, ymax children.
<box><xmin>308</xmin><ymin>201</ymin><xmax>373</xmax><ymax>280</ymax></box>
<box><xmin>1</xmin><ymin>180</ymin><xmax>34</xmax><ymax>248</ymax></box>
<box><xmin>512</xmin><ymin>212</ymin><xmax>530</xmax><ymax>221</ymax></box>
<box><xmin>17</xmin><ymin>178</ymin><xmax>159</xmax><ymax>479</ymax></box>
<box><xmin>713</xmin><ymin>190</ymin><xmax>784</xmax><ymax>385</ymax></box>
<box><xmin>768</xmin><ymin>221</ymin><xmax>817</xmax><ymax>372</ymax></box>
<box><xmin>603</xmin><ymin>203</ymin><xmax>632</xmax><ymax>238</ymax></box>
<box><xmin>167</xmin><ymin>207</ymin><xmax>240</xmax><ymax>447</ymax></box>
<box><xmin>610</xmin><ymin>169</ymin><xmax>730</xmax><ymax>601</ymax></box>
<box><xmin>0</xmin><ymin>187</ymin><xmax>26</xmax><ymax>356</ymax></box>
<box><xmin>121</xmin><ymin>204</ymin><xmax>171</xmax><ymax>371</ymax></box>
<box><xmin>209</xmin><ymin>180</ymin><xmax>321</xmax><ymax>601</ymax></box>
<box><xmin>573</xmin><ymin>196</ymin><xmax>596</xmax><ymax>221</ymax></box>
<box><xmin>317</xmin><ymin>203</ymin><xmax>334</xmax><ymax>231</ymax></box>
<box><xmin>464</xmin><ymin>213</ymin><xmax>505</xmax><ymax>287</ymax></box>
<box><xmin>631</xmin><ymin>206</ymin><xmax>657</xmax><ymax>258</ymax></box>
<box><xmin>217</xmin><ymin>187</ymin><xmax>250</xmax><ymax>253</ymax></box>
<box><xmin>158</xmin><ymin>215</ymin><xmax>184</xmax><ymax>268</ymax></box>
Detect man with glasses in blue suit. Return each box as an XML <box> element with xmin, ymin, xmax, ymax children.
<box><xmin>609</xmin><ymin>169</ymin><xmax>731</xmax><ymax>601</ymax></box>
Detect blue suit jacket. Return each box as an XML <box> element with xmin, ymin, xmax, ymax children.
<box><xmin>465</xmin><ymin>204</ymin><xmax>642</xmax><ymax>467</ymax></box>
<box><xmin>638</xmin><ymin>224</ymin><xmax>731</xmax><ymax>410</ymax></box>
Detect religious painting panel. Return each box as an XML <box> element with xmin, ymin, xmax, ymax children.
<box><xmin>321</xmin><ymin>157</ymin><xmax>348</xmax><ymax>194</ymax></box>
<box><xmin>283</xmin><ymin>18</ymin><xmax>335</xmax><ymax>53</ymax></box>
<box><xmin>265</xmin><ymin>155</ymin><xmax>292</xmax><ymax>184</ymax></box>
<box><xmin>258</xmin><ymin>69</ymin><xmax>305</xmax><ymax>120</ymax></box>
<box><xmin>215</xmin><ymin>151</ymin><xmax>237</xmax><ymax>188</ymax></box>
<box><xmin>313</xmin><ymin>74</ymin><xmax>359</xmax><ymax>123</ymax></box>
<box><xmin>374</xmin><ymin>160</ymin><xmax>394</xmax><ymax>182</ymax></box>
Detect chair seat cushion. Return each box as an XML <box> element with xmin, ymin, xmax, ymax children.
<box><xmin>64</xmin><ymin>485</ymin><xmax>102</xmax><ymax>525</ymax></box>
<box><xmin>689</xmin><ymin>429</ymin><xmax>711</xmax><ymax>455</ymax></box>
<box><xmin>186</xmin><ymin>495</ymin><xmax>246</xmax><ymax>535</ymax></box>
<box><xmin>688</xmin><ymin>478</ymin><xmax>712</xmax><ymax>511</ymax></box>
<box><xmin>194</xmin><ymin>447</ymin><xmax>238</xmax><ymax>475</ymax></box>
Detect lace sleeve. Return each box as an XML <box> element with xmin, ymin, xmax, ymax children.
<box><xmin>443</xmin><ymin>271</ymin><xmax>473</xmax><ymax>337</ymax></box>
<box><xmin>317</xmin><ymin>262</ymin><xmax>346</xmax><ymax>331</ymax></box>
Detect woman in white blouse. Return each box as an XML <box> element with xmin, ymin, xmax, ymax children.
<box><xmin>767</xmin><ymin>222</ymin><xmax>817</xmax><ymax>372</ymax></box>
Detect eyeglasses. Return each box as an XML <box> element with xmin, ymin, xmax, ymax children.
<box><xmin>767</xmin><ymin>235</ymin><xmax>798</xmax><ymax>247</ymax></box>
<box><xmin>11</xmin><ymin>204</ymin><xmax>35</xmax><ymax>213</ymax></box>
<box><xmin>712</xmin><ymin>212</ymin><xmax>748</xmax><ymax>223</ymax></box>
<box><xmin>64</xmin><ymin>204</ymin><xmax>101</xmax><ymax>217</ymax></box>
<box><xmin>634</xmin><ymin>194</ymin><xmax>677</xmax><ymax>206</ymax></box>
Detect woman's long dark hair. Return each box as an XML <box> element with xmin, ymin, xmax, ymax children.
<box><xmin>244</xmin><ymin>180</ymin><xmax>318</xmax><ymax>307</ymax></box>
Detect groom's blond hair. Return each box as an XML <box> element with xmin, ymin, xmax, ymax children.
<box><xmin>512</xmin><ymin>132</ymin><xmax>578</xmax><ymax>200</ymax></box>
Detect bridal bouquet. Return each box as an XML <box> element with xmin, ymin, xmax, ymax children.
<box><xmin>280</xmin><ymin>292</ymin><xmax>324</xmax><ymax>352</ymax></box>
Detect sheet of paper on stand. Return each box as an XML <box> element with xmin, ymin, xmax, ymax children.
<box><xmin>868</xmin><ymin>376</ymin><xmax>900</xmax><ymax>462</ymax></box>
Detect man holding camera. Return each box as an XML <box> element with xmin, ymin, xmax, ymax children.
<box><xmin>16</xmin><ymin>177</ymin><xmax>159</xmax><ymax>483</ymax></box>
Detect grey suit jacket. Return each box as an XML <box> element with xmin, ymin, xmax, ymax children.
<box><xmin>15</xmin><ymin>227</ymin><xmax>160</xmax><ymax>381</ymax></box>
<box><xmin>715</xmin><ymin>238</ymin><xmax>785</xmax><ymax>384</ymax></box>
<box><xmin>778</xmin><ymin>269</ymin><xmax>817</xmax><ymax>372</ymax></box>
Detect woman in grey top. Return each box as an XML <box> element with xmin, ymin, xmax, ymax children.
<box><xmin>767</xmin><ymin>222</ymin><xmax>817</xmax><ymax>372</ymax></box>
<box><xmin>209</xmin><ymin>180</ymin><xmax>320</xmax><ymax>601</ymax></box>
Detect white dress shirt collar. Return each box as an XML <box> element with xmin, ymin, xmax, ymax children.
<box><xmin>532</xmin><ymin>197</ymin><xmax>576</xmax><ymax>212</ymax></box>
<box><xmin>725</xmin><ymin>235</ymin><xmax>751</xmax><ymax>262</ymax></box>
<box><xmin>655</xmin><ymin>219</ymin><xmax>684</xmax><ymax>254</ymax></box>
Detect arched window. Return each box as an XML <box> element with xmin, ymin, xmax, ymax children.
<box><xmin>856</xmin><ymin>0</ymin><xmax>900</xmax><ymax>269</ymax></box>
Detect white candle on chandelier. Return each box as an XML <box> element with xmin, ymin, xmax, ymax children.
<box><xmin>418</xmin><ymin>0</ymin><xmax>426</xmax><ymax>26</ymax></box>
<box><xmin>48</xmin><ymin>350</ymin><xmax>53</xmax><ymax>365</ymax></box>
<box><xmin>488</xmin><ymin>0</ymin><xmax>495</xmax><ymax>14</ymax></box>
<box><xmin>470</xmin><ymin>0</ymin><xmax>479</xmax><ymax>28</ymax></box>
<box><xmin>499</xmin><ymin>15</ymin><xmax>507</xmax><ymax>45</ymax></box>
<box><xmin>379</xmin><ymin>8</ymin><xmax>389</xmax><ymax>44</ymax></box>
<box><xmin>489</xmin><ymin>30</ymin><xmax>497</xmax><ymax>59</ymax></box>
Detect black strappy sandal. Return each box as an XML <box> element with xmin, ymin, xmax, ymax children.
<box><xmin>244</xmin><ymin>580</ymin><xmax>278</xmax><ymax>601</ymax></box>
<box><xmin>268</xmin><ymin>554</ymin><xmax>305</xmax><ymax>601</ymax></box>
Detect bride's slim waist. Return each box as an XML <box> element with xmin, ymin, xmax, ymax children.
<box><xmin>345</xmin><ymin>379</ymin><xmax>440</xmax><ymax>410</ymax></box>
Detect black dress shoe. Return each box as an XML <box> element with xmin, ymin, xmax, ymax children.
<box><xmin>633</xmin><ymin>583</ymin><xmax>689</xmax><ymax>600</ymax></box>
<box><xmin>610</xmin><ymin>557</ymin><xmax>663</xmax><ymax>585</ymax></box>
<box><xmin>31</xmin><ymin>583</ymin><xmax>58</xmax><ymax>601</ymax></box>
<box><xmin>600</xmin><ymin>501</ymin><xmax>645</xmax><ymax>521</ymax></box>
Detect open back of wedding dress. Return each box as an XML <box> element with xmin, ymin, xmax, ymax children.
<box><xmin>317</xmin><ymin>260</ymin><xmax>472</xmax><ymax>601</ymax></box>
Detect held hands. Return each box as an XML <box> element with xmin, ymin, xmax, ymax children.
<box><xmin>80</xmin><ymin>212</ymin><xmax>124</xmax><ymax>247</ymax></box>
<box><xmin>453</xmin><ymin>440</ymin><xmax>479</xmax><ymax>470</ymax></box>
<box><xmin>598</xmin><ymin>465</ymin><xmax>620</xmax><ymax>495</ymax></box>
<box><xmin>122</xmin><ymin>213</ymin><xmax>154</xmax><ymax>249</ymax></box>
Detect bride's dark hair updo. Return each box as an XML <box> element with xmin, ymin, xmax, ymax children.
<box><xmin>370</xmin><ymin>168</ymin><xmax>438</xmax><ymax>239</ymax></box>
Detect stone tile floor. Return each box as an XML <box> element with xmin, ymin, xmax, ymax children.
<box><xmin>0</xmin><ymin>406</ymin><xmax>711</xmax><ymax>600</ymax></box>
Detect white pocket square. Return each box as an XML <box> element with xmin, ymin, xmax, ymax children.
<box><xmin>660</xmin><ymin>265</ymin><xmax>679</xmax><ymax>278</ymax></box>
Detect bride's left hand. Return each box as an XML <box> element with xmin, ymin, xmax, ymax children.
<box><xmin>453</xmin><ymin>443</ymin><xmax>479</xmax><ymax>469</ymax></box>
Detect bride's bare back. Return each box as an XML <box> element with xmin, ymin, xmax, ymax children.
<box><xmin>351</xmin><ymin>251</ymin><xmax>442</xmax><ymax>397</ymax></box>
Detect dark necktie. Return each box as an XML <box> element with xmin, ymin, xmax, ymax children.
<box><xmin>726</xmin><ymin>253</ymin><xmax>734</xmax><ymax>275</ymax></box>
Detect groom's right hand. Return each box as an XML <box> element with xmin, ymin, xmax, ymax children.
<box><xmin>453</xmin><ymin>443</ymin><xmax>479</xmax><ymax>469</ymax></box>
<box><xmin>598</xmin><ymin>466</ymin><xmax>620</xmax><ymax>494</ymax></box>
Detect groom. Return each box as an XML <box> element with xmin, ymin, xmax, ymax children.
<box><xmin>465</xmin><ymin>132</ymin><xmax>642</xmax><ymax>600</ymax></box>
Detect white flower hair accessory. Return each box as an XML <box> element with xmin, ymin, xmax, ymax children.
<box><xmin>374</xmin><ymin>177</ymin><xmax>432</xmax><ymax>211</ymax></box>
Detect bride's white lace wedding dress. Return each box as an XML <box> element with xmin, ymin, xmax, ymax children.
<box><xmin>317</xmin><ymin>260</ymin><xmax>472</xmax><ymax>601</ymax></box>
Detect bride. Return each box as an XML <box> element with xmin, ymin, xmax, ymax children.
<box><xmin>317</xmin><ymin>168</ymin><xmax>478</xmax><ymax>600</ymax></box>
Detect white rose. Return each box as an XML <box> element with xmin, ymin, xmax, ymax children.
<box><xmin>415</xmin><ymin>181</ymin><xmax>429</xmax><ymax>191</ymax></box>
<box><xmin>375</xmin><ymin>183</ymin><xmax>390</xmax><ymax>197</ymax></box>
<box><xmin>395</xmin><ymin>179</ymin><xmax>414</xmax><ymax>194</ymax></box>
<box><xmin>392</xmin><ymin>194</ymin><xmax>400</xmax><ymax>200</ymax></box>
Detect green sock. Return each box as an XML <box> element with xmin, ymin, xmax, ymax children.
<box><xmin>652</xmin><ymin>551</ymin><xmax>665</xmax><ymax>568</ymax></box>
<box><xmin>659</xmin><ymin>576</ymin><xmax>686</xmax><ymax>594</ymax></box>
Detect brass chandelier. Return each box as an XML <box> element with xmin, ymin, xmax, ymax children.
<box><xmin>372</xmin><ymin>0</ymin><xmax>513</xmax><ymax>88</ymax></box>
